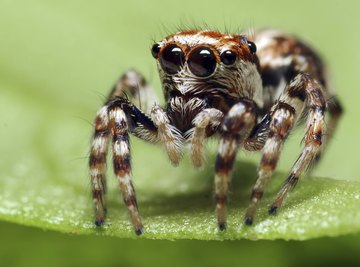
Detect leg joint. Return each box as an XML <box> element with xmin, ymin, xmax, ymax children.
<box><xmin>269</xmin><ymin>103</ymin><xmax>296</xmax><ymax>139</ymax></box>
<box><xmin>223</xmin><ymin>99</ymin><xmax>257</xmax><ymax>133</ymax></box>
<box><xmin>286</xmin><ymin>173</ymin><xmax>299</xmax><ymax>188</ymax></box>
<box><xmin>215</xmin><ymin>154</ymin><xmax>235</xmax><ymax>175</ymax></box>
<box><xmin>251</xmin><ymin>190</ymin><xmax>264</xmax><ymax>200</ymax></box>
<box><xmin>124</xmin><ymin>195</ymin><xmax>138</xmax><ymax>208</ymax></box>
<box><xmin>215</xmin><ymin>194</ymin><xmax>228</xmax><ymax>205</ymax></box>
<box><xmin>288</xmin><ymin>73</ymin><xmax>327</xmax><ymax>109</ymax></box>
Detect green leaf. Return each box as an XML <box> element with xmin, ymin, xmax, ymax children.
<box><xmin>1</xmin><ymin>0</ymin><xmax>360</xmax><ymax>241</ymax></box>
<box><xmin>1</xmin><ymin>125</ymin><xmax>360</xmax><ymax>241</ymax></box>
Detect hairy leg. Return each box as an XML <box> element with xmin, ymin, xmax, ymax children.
<box><xmin>245</xmin><ymin>73</ymin><xmax>327</xmax><ymax>224</ymax></box>
<box><xmin>245</xmin><ymin>103</ymin><xmax>304</xmax><ymax>224</ymax></box>
<box><xmin>89</xmin><ymin>92</ymin><xmax>159</xmax><ymax>233</ymax></box>
<box><xmin>269</xmin><ymin>74</ymin><xmax>326</xmax><ymax>213</ymax></box>
<box><xmin>89</xmin><ymin>106</ymin><xmax>110</xmax><ymax>226</ymax></box>
<box><xmin>108</xmin><ymin>69</ymin><xmax>158</xmax><ymax>113</ymax></box>
<box><xmin>189</xmin><ymin>108</ymin><xmax>223</xmax><ymax>167</ymax></box>
<box><xmin>89</xmin><ymin>70</ymin><xmax>159</xmax><ymax>233</ymax></box>
<box><xmin>108</xmin><ymin>106</ymin><xmax>143</xmax><ymax>234</ymax></box>
<box><xmin>313</xmin><ymin>96</ymin><xmax>343</xmax><ymax>163</ymax></box>
<box><xmin>214</xmin><ymin>98</ymin><xmax>257</xmax><ymax>230</ymax></box>
<box><xmin>150</xmin><ymin>105</ymin><xmax>184</xmax><ymax>165</ymax></box>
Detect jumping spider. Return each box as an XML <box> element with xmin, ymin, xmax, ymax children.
<box><xmin>89</xmin><ymin>28</ymin><xmax>343</xmax><ymax>235</ymax></box>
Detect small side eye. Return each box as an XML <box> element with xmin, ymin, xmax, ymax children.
<box><xmin>220</xmin><ymin>50</ymin><xmax>237</xmax><ymax>65</ymax></box>
<box><xmin>247</xmin><ymin>41</ymin><xmax>257</xmax><ymax>54</ymax></box>
<box><xmin>151</xmin><ymin>44</ymin><xmax>161</xmax><ymax>58</ymax></box>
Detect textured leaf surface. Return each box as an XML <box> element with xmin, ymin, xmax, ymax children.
<box><xmin>1</xmin><ymin>0</ymin><xmax>360</xmax><ymax>241</ymax></box>
<box><xmin>1</xmin><ymin>149</ymin><xmax>360</xmax><ymax>241</ymax></box>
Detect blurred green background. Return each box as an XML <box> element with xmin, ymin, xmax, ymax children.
<box><xmin>1</xmin><ymin>0</ymin><xmax>360</xmax><ymax>266</ymax></box>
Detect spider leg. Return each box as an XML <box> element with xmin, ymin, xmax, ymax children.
<box><xmin>245</xmin><ymin>98</ymin><xmax>304</xmax><ymax>224</ymax></box>
<box><xmin>245</xmin><ymin>73</ymin><xmax>327</xmax><ymax>224</ymax></box>
<box><xmin>189</xmin><ymin>108</ymin><xmax>223</xmax><ymax>167</ymax></box>
<box><xmin>269</xmin><ymin>74</ymin><xmax>327</xmax><ymax>214</ymax></box>
<box><xmin>108</xmin><ymin>105</ymin><xmax>143</xmax><ymax>234</ymax></box>
<box><xmin>313</xmin><ymin>96</ymin><xmax>343</xmax><ymax>163</ymax></box>
<box><xmin>214</xmin><ymin>99</ymin><xmax>257</xmax><ymax>230</ymax></box>
<box><xmin>89</xmin><ymin>106</ymin><xmax>110</xmax><ymax>227</ymax></box>
<box><xmin>90</xmin><ymin>68</ymin><xmax>162</xmax><ymax>233</ymax></box>
<box><xmin>109</xmin><ymin>69</ymin><xmax>158</xmax><ymax>113</ymax></box>
<box><xmin>150</xmin><ymin>105</ymin><xmax>184</xmax><ymax>165</ymax></box>
<box><xmin>90</xmin><ymin>95</ymin><xmax>159</xmax><ymax>234</ymax></box>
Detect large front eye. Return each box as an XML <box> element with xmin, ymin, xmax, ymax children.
<box><xmin>159</xmin><ymin>44</ymin><xmax>185</xmax><ymax>74</ymax></box>
<box><xmin>188</xmin><ymin>47</ymin><xmax>217</xmax><ymax>77</ymax></box>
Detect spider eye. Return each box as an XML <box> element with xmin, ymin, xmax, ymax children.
<box><xmin>247</xmin><ymin>41</ymin><xmax>257</xmax><ymax>54</ymax></box>
<box><xmin>151</xmin><ymin>43</ymin><xmax>161</xmax><ymax>58</ymax></box>
<box><xmin>159</xmin><ymin>44</ymin><xmax>185</xmax><ymax>74</ymax></box>
<box><xmin>220</xmin><ymin>50</ymin><xmax>237</xmax><ymax>65</ymax></box>
<box><xmin>188</xmin><ymin>47</ymin><xmax>217</xmax><ymax>77</ymax></box>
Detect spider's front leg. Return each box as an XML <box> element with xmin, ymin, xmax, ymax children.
<box><xmin>90</xmin><ymin>98</ymin><xmax>159</xmax><ymax>234</ymax></box>
<box><xmin>245</xmin><ymin>73</ymin><xmax>327</xmax><ymax>224</ymax></box>
<box><xmin>108</xmin><ymin>103</ymin><xmax>144</xmax><ymax>234</ymax></box>
<box><xmin>89</xmin><ymin>70</ymin><xmax>159</xmax><ymax>234</ymax></box>
<box><xmin>190</xmin><ymin>108</ymin><xmax>224</xmax><ymax>167</ymax></box>
<box><xmin>150</xmin><ymin>105</ymin><xmax>184</xmax><ymax>165</ymax></box>
<box><xmin>214</xmin><ymin>99</ymin><xmax>257</xmax><ymax>230</ymax></box>
<box><xmin>89</xmin><ymin>105</ymin><xmax>110</xmax><ymax>227</ymax></box>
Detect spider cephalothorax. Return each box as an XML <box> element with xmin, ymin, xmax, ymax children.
<box><xmin>89</xmin><ymin>29</ymin><xmax>343</xmax><ymax>235</ymax></box>
<box><xmin>154</xmin><ymin>31</ymin><xmax>263</xmax><ymax>108</ymax></box>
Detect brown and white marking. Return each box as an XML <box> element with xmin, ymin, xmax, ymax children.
<box><xmin>89</xmin><ymin>28</ymin><xmax>343</xmax><ymax>234</ymax></box>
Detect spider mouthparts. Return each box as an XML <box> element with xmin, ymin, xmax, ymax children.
<box><xmin>135</xmin><ymin>227</ymin><xmax>144</xmax><ymax>236</ymax></box>
<box><xmin>218</xmin><ymin>223</ymin><xmax>227</xmax><ymax>231</ymax></box>
<box><xmin>244</xmin><ymin>217</ymin><xmax>253</xmax><ymax>226</ymax></box>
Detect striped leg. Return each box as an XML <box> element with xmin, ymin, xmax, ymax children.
<box><xmin>89</xmin><ymin>106</ymin><xmax>110</xmax><ymax>226</ymax></box>
<box><xmin>214</xmin><ymin>99</ymin><xmax>257</xmax><ymax>230</ymax></box>
<box><xmin>190</xmin><ymin>108</ymin><xmax>223</xmax><ymax>167</ymax></box>
<box><xmin>151</xmin><ymin>105</ymin><xmax>184</xmax><ymax>165</ymax></box>
<box><xmin>108</xmin><ymin>106</ymin><xmax>143</xmax><ymax>235</ymax></box>
<box><xmin>245</xmin><ymin>73</ymin><xmax>326</xmax><ymax>224</ymax></box>
<box><xmin>89</xmin><ymin>97</ymin><xmax>159</xmax><ymax>234</ymax></box>
<box><xmin>313</xmin><ymin>96</ymin><xmax>343</xmax><ymax>163</ymax></box>
<box><xmin>245</xmin><ymin>101</ymin><xmax>304</xmax><ymax>224</ymax></box>
<box><xmin>109</xmin><ymin>69</ymin><xmax>158</xmax><ymax>113</ymax></box>
<box><xmin>269</xmin><ymin>74</ymin><xmax>327</xmax><ymax>213</ymax></box>
<box><xmin>89</xmin><ymin>69</ymin><xmax>159</xmax><ymax>221</ymax></box>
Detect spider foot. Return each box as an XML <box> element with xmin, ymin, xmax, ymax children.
<box><xmin>268</xmin><ymin>205</ymin><xmax>278</xmax><ymax>215</ymax></box>
<box><xmin>218</xmin><ymin>222</ymin><xmax>227</xmax><ymax>231</ymax></box>
<box><xmin>93</xmin><ymin>201</ymin><xmax>106</xmax><ymax>227</ymax></box>
<box><xmin>244</xmin><ymin>216</ymin><xmax>253</xmax><ymax>226</ymax></box>
<box><xmin>135</xmin><ymin>227</ymin><xmax>144</xmax><ymax>236</ymax></box>
<box><xmin>244</xmin><ymin>197</ymin><xmax>260</xmax><ymax>226</ymax></box>
<box><xmin>95</xmin><ymin>219</ymin><xmax>105</xmax><ymax>227</ymax></box>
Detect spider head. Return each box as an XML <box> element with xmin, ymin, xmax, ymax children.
<box><xmin>151</xmin><ymin>30</ymin><xmax>262</xmax><ymax>105</ymax></box>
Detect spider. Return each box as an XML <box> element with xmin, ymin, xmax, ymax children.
<box><xmin>89</xmin><ymin>28</ymin><xmax>343</xmax><ymax>235</ymax></box>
